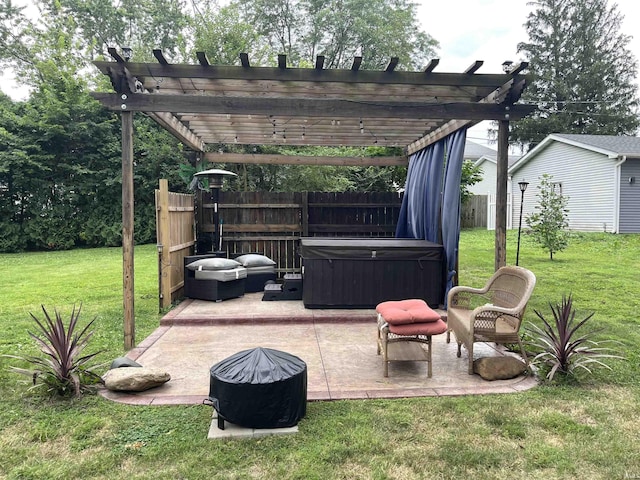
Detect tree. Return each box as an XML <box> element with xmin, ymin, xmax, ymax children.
<box><xmin>511</xmin><ymin>0</ymin><xmax>639</xmax><ymax>151</ymax></box>
<box><xmin>0</xmin><ymin>1</ymin><xmax>191</xmax><ymax>252</ymax></box>
<box><xmin>526</xmin><ymin>174</ymin><xmax>570</xmax><ymax>260</ymax></box>
<box><xmin>460</xmin><ymin>160</ymin><xmax>483</xmax><ymax>205</ymax></box>
<box><xmin>52</xmin><ymin>0</ymin><xmax>190</xmax><ymax>62</ymax></box>
<box><xmin>234</xmin><ymin>0</ymin><xmax>438</xmax><ymax>69</ymax></box>
<box><xmin>0</xmin><ymin>0</ymin><xmax>444</xmax><ymax>251</ymax></box>
<box><xmin>192</xmin><ymin>2</ymin><xmax>269</xmax><ymax>65</ymax></box>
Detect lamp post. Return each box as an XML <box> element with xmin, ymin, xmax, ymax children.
<box><xmin>516</xmin><ymin>180</ymin><xmax>529</xmax><ymax>266</ymax></box>
<box><xmin>193</xmin><ymin>169</ymin><xmax>237</xmax><ymax>255</ymax></box>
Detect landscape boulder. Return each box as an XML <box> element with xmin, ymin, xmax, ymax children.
<box><xmin>473</xmin><ymin>356</ymin><xmax>527</xmax><ymax>381</ymax></box>
<box><xmin>103</xmin><ymin>367</ymin><xmax>171</xmax><ymax>392</ymax></box>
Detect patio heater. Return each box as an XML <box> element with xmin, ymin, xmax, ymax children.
<box><xmin>193</xmin><ymin>168</ymin><xmax>237</xmax><ymax>255</ymax></box>
<box><xmin>515</xmin><ymin>180</ymin><xmax>529</xmax><ymax>266</ymax></box>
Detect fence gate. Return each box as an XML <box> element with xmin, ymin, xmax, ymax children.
<box><xmin>487</xmin><ymin>193</ymin><xmax>513</xmax><ymax>230</ymax></box>
<box><xmin>155</xmin><ymin>179</ymin><xmax>195</xmax><ymax>310</ymax></box>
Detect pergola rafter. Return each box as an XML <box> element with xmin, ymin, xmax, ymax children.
<box><xmin>91</xmin><ymin>51</ymin><xmax>535</xmax><ymax>350</ymax></box>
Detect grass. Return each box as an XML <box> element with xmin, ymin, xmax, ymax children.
<box><xmin>1</xmin><ymin>231</ymin><xmax>639</xmax><ymax>479</ymax></box>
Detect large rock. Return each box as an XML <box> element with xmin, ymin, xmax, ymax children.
<box><xmin>103</xmin><ymin>367</ymin><xmax>171</xmax><ymax>392</ymax></box>
<box><xmin>473</xmin><ymin>356</ymin><xmax>527</xmax><ymax>381</ymax></box>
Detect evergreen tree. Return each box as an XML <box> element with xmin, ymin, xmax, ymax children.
<box><xmin>512</xmin><ymin>0</ymin><xmax>639</xmax><ymax>151</ymax></box>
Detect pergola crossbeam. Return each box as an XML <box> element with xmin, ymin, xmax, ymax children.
<box><xmin>203</xmin><ymin>152</ymin><xmax>407</xmax><ymax>166</ymax></box>
<box><xmin>92</xmin><ymin>93</ymin><xmax>535</xmax><ymax>121</ymax></box>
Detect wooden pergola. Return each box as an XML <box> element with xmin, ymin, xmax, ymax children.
<box><xmin>92</xmin><ymin>50</ymin><xmax>535</xmax><ymax>350</ymax></box>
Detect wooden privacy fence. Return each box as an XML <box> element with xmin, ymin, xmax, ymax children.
<box><xmin>461</xmin><ymin>195</ymin><xmax>488</xmax><ymax>229</ymax></box>
<box><xmin>196</xmin><ymin>190</ymin><xmax>403</xmax><ymax>275</ymax></box>
<box><xmin>155</xmin><ymin>179</ymin><xmax>195</xmax><ymax>309</ymax></box>
<box><xmin>156</xmin><ymin>182</ymin><xmax>487</xmax><ymax>309</ymax></box>
<box><xmin>157</xmin><ymin>186</ymin><xmax>402</xmax><ymax>309</ymax></box>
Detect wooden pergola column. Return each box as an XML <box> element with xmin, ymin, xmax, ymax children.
<box><xmin>122</xmin><ymin>111</ymin><xmax>135</xmax><ymax>350</ymax></box>
<box><xmin>495</xmin><ymin>120</ymin><xmax>509</xmax><ymax>270</ymax></box>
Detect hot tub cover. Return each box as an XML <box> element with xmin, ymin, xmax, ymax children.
<box><xmin>209</xmin><ymin>347</ymin><xmax>307</xmax><ymax>429</ymax></box>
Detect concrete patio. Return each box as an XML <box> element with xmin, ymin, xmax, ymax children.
<box><xmin>100</xmin><ymin>293</ymin><xmax>537</xmax><ymax>406</ymax></box>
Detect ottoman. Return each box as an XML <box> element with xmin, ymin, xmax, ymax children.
<box><xmin>376</xmin><ymin>299</ymin><xmax>447</xmax><ymax>378</ymax></box>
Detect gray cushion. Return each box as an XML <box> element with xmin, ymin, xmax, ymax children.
<box><xmin>234</xmin><ymin>254</ymin><xmax>276</xmax><ymax>267</ymax></box>
<box><xmin>245</xmin><ymin>265</ymin><xmax>276</xmax><ymax>274</ymax></box>
<box><xmin>194</xmin><ymin>267</ymin><xmax>248</xmax><ymax>281</ymax></box>
<box><xmin>186</xmin><ymin>258</ymin><xmax>242</xmax><ymax>271</ymax></box>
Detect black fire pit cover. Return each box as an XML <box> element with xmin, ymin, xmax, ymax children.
<box><xmin>208</xmin><ymin>347</ymin><xmax>307</xmax><ymax>429</ymax></box>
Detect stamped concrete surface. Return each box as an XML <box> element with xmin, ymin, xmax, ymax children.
<box><xmin>100</xmin><ymin>293</ymin><xmax>536</xmax><ymax>406</ymax></box>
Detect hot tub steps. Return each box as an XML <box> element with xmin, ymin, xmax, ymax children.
<box><xmin>262</xmin><ymin>274</ymin><xmax>303</xmax><ymax>301</ymax></box>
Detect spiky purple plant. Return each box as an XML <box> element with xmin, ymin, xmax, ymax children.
<box><xmin>526</xmin><ymin>294</ymin><xmax>622</xmax><ymax>381</ymax></box>
<box><xmin>7</xmin><ymin>304</ymin><xmax>103</xmax><ymax>396</ymax></box>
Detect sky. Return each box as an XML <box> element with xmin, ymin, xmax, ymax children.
<box><xmin>2</xmin><ymin>0</ymin><xmax>639</xmax><ymax>146</ymax></box>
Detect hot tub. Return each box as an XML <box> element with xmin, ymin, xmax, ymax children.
<box><xmin>300</xmin><ymin>237</ymin><xmax>445</xmax><ymax>309</ymax></box>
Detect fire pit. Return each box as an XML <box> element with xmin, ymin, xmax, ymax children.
<box><xmin>207</xmin><ymin>347</ymin><xmax>307</xmax><ymax>430</ymax></box>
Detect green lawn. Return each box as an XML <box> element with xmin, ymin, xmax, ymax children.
<box><xmin>1</xmin><ymin>230</ymin><xmax>639</xmax><ymax>480</ymax></box>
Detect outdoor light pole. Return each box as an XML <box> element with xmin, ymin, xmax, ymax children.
<box><xmin>516</xmin><ymin>180</ymin><xmax>529</xmax><ymax>266</ymax></box>
<box><xmin>193</xmin><ymin>169</ymin><xmax>237</xmax><ymax>254</ymax></box>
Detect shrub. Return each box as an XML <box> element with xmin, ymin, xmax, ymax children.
<box><xmin>526</xmin><ymin>294</ymin><xmax>623</xmax><ymax>381</ymax></box>
<box><xmin>6</xmin><ymin>304</ymin><xmax>104</xmax><ymax>397</ymax></box>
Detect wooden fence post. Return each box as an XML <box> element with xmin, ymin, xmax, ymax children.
<box><xmin>157</xmin><ymin>179</ymin><xmax>172</xmax><ymax>310</ymax></box>
<box><xmin>302</xmin><ymin>192</ymin><xmax>309</xmax><ymax>237</ymax></box>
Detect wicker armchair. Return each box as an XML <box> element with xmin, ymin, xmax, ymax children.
<box><xmin>447</xmin><ymin>266</ymin><xmax>536</xmax><ymax>374</ymax></box>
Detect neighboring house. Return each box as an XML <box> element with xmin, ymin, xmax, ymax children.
<box><xmin>464</xmin><ymin>141</ymin><xmax>521</xmax><ymax>230</ymax></box>
<box><xmin>468</xmin><ymin>153</ymin><xmax>521</xmax><ymax>196</ymax></box>
<box><xmin>508</xmin><ymin>134</ymin><xmax>640</xmax><ymax>234</ymax></box>
<box><xmin>464</xmin><ymin>141</ymin><xmax>521</xmax><ymax>196</ymax></box>
<box><xmin>464</xmin><ymin>140</ymin><xmax>499</xmax><ymax>163</ymax></box>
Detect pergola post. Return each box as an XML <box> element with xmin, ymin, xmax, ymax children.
<box><xmin>494</xmin><ymin>120</ymin><xmax>509</xmax><ymax>270</ymax></box>
<box><xmin>122</xmin><ymin>111</ymin><xmax>135</xmax><ymax>350</ymax></box>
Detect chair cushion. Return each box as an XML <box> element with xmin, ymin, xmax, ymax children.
<box><xmin>234</xmin><ymin>254</ymin><xmax>276</xmax><ymax>267</ymax></box>
<box><xmin>376</xmin><ymin>299</ymin><xmax>441</xmax><ymax>325</ymax></box>
<box><xmin>194</xmin><ymin>267</ymin><xmax>248</xmax><ymax>281</ymax></box>
<box><xmin>245</xmin><ymin>265</ymin><xmax>276</xmax><ymax>275</ymax></box>
<box><xmin>186</xmin><ymin>258</ymin><xmax>242</xmax><ymax>271</ymax></box>
<box><xmin>388</xmin><ymin>318</ymin><xmax>448</xmax><ymax>336</ymax></box>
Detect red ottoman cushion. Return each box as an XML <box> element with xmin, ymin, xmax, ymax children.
<box><xmin>376</xmin><ymin>299</ymin><xmax>441</xmax><ymax>325</ymax></box>
<box><xmin>388</xmin><ymin>318</ymin><xmax>448</xmax><ymax>336</ymax></box>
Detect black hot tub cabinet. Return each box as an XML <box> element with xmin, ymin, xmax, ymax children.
<box><xmin>300</xmin><ymin>237</ymin><xmax>445</xmax><ymax>309</ymax></box>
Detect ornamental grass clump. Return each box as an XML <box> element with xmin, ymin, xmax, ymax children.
<box><xmin>526</xmin><ymin>294</ymin><xmax>623</xmax><ymax>381</ymax></box>
<box><xmin>6</xmin><ymin>304</ymin><xmax>103</xmax><ymax>397</ymax></box>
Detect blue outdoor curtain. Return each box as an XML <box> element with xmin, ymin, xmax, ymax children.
<box><xmin>441</xmin><ymin>129</ymin><xmax>467</xmax><ymax>305</ymax></box>
<box><xmin>395</xmin><ymin>140</ymin><xmax>445</xmax><ymax>242</ymax></box>
<box><xmin>395</xmin><ymin>128</ymin><xmax>468</xmax><ymax>306</ymax></box>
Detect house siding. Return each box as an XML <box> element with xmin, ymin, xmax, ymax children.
<box><xmin>511</xmin><ymin>142</ymin><xmax>616</xmax><ymax>232</ymax></box>
<box><xmin>469</xmin><ymin>159</ymin><xmax>497</xmax><ymax>195</ymax></box>
<box><xmin>619</xmin><ymin>159</ymin><xmax>640</xmax><ymax>233</ymax></box>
